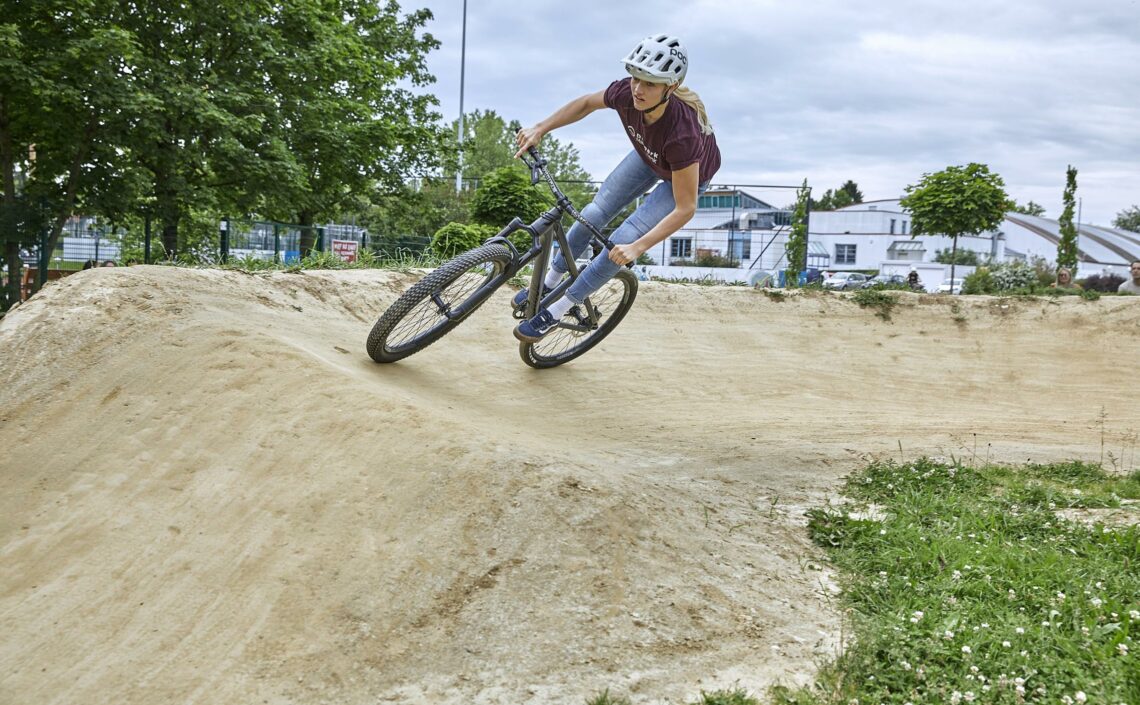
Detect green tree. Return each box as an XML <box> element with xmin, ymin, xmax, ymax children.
<box><xmin>450</xmin><ymin>110</ymin><xmax>596</xmax><ymax>210</ymax></box>
<box><xmin>1056</xmin><ymin>165</ymin><xmax>1079</xmax><ymax>271</ymax></box>
<box><xmin>1112</xmin><ymin>205</ymin><xmax>1140</xmax><ymax>232</ymax></box>
<box><xmin>784</xmin><ymin>179</ymin><xmax>810</xmax><ymax>286</ymax></box>
<box><xmin>0</xmin><ymin>0</ymin><xmax>147</xmax><ymax>305</ymax></box>
<box><xmin>258</xmin><ymin>0</ymin><xmax>445</xmax><ymax>256</ymax></box>
<box><xmin>1009</xmin><ymin>199</ymin><xmax>1046</xmax><ymax>216</ymax></box>
<box><xmin>900</xmin><ymin>163</ymin><xmax>1008</xmax><ymax>288</ymax></box>
<box><xmin>811</xmin><ymin>180</ymin><xmax>863</xmax><ymax>211</ymax></box>
<box><xmin>934</xmin><ymin>248</ymin><xmax>980</xmax><ymax>266</ymax></box>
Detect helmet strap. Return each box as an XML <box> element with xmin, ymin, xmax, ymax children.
<box><xmin>638</xmin><ymin>84</ymin><xmax>675</xmax><ymax>115</ymax></box>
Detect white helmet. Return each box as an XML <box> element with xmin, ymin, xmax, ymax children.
<box><xmin>621</xmin><ymin>34</ymin><xmax>688</xmax><ymax>85</ymax></box>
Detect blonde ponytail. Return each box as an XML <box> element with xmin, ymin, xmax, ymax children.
<box><xmin>673</xmin><ymin>86</ymin><xmax>713</xmax><ymax>135</ymax></box>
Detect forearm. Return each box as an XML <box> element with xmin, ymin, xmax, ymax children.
<box><xmin>630</xmin><ymin>207</ymin><xmax>696</xmax><ymax>254</ymax></box>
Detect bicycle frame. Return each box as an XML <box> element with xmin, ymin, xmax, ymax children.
<box><xmin>469</xmin><ymin>148</ymin><xmax>618</xmax><ymax>328</ymax></box>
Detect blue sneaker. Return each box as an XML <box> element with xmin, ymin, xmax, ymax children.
<box><xmin>513</xmin><ymin>308</ymin><xmax>559</xmax><ymax>342</ymax></box>
<box><xmin>512</xmin><ymin>285</ymin><xmax>551</xmax><ymax>309</ymax></box>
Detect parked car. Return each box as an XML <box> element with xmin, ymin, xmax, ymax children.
<box><xmin>938</xmin><ymin>278</ymin><xmax>965</xmax><ymax>294</ymax></box>
<box><xmin>822</xmin><ymin>272</ymin><xmax>869</xmax><ymax>290</ymax></box>
<box><xmin>860</xmin><ymin>273</ymin><xmax>907</xmax><ymax>289</ymax></box>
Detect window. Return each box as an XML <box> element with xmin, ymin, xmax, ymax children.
<box><xmin>835</xmin><ymin>244</ymin><xmax>856</xmax><ymax>264</ymax></box>
<box><xmin>697</xmin><ymin>194</ymin><xmax>741</xmax><ymax>209</ymax></box>
<box><xmin>902</xmin><ymin>221</ymin><xmax>908</xmax><ymax>235</ymax></box>
<box><xmin>671</xmin><ymin>237</ymin><xmax>693</xmax><ymax>259</ymax></box>
<box><xmin>728</xmin><ymin>235</ymin><xmax>751</xmax><ymax>261</ymax></box>
<box><xmin>890</xmin><ymin>219</ymin><xmax>896</xmax><ymax>234</ymax></box>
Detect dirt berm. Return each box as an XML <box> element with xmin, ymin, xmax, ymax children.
<box><xmin>1</xmin><ymin>266</ymin><xmax>1137</xmax><ymax>704</ymax></box>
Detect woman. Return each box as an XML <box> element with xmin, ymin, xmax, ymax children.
<box><xmin>512</xmin><ymin>34</ymin><xmax>721</xmax><ymax>341</ymax></box>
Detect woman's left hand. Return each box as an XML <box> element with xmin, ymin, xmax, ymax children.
<box><xmin>608</xmin><ymin>243</ymin><xmax>642</xmax><ymax>266</ymax></box>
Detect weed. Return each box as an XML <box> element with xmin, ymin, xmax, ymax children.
<box><xmin>851</xmin><ymin>288</ymin><xmax>897</xmax><ymax>321</ymax></box>
<box><xmin>776</xmin><ymin>456</ymin><xmax>1140</xmax><ymax>705</ymax></box>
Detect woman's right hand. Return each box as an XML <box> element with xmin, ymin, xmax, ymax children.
<box><xmin>514</xmin><ymin>126</ymin><xmax>545</xmax><ymax>159</ymax></box>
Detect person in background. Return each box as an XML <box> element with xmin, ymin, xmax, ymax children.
<box><xmin>1051</xmin><ymin>267</ymin><xmax>1080</xmax><ymax>289</ymax></box>
<box><xmin>907</xmin><ymin>267</ymin><xmax>922</xmax><ymax>291</ymax></box>
<box><xmin>1117</xmin><ymin>260</ymin><xmax>1140</xmax><ymax>294</ymax></box>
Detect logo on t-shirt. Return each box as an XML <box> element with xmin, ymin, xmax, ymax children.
<box><xmin>626</xmin><ymin>125</ymin><xmax>660</xmax><ymax>164</ymax></box>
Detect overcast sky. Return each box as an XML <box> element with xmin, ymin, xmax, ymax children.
<box><xmin>408</xmin><ymin>0</ymin><xmax>1139</xmax><ymax>227</ymax></box>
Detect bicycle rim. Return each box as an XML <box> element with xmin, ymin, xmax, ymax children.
<box><xmin>367</xmin><ymin>244</ymin><xmax>512</xmax><ymax>363</ymax></box>
<box><xmin>519</xmin><ymin>269</ymin><xmax>638</xmax><ymax>369</ymax></box>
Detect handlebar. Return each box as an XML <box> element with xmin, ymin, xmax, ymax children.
<box><xmin>518</xmin><ymin>145</ymin><xmax>614</xmax><ymax>252</ymax></box>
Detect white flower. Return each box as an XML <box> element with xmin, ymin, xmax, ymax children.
<box><xmin>1131</xmin><ymin>610</ymin><xmax>1140</xmax><ymax>620</ymax></box>
<box><xmin>962</xmin><ymin>645</ymin><xmax>972</xmax><ymax>655</ymax></box>
<box><xmin>1057</xmin><ymin>592</ymin><xmax>1067</xmax><ymax>601</ymax></box>
<box><xmin>950</xmin><ymin>692</ymin><xmax>962</xmax><ymax>705</ymax></box>
<box><xmin>963</xmin><ymin>692</ymin><xmax>975</xmax><ymax>703</ymax></box>
<box><xmin>953</xmin><ymin>570</ymin><xmax>963</xmax><ymax>580</ymax></box>
<box><xmin>1076</xmin><ymin>691</ymin><xmax>1087</xmax><ymax>704</ymax></box>
<box><xmin>1091</xmin><ymin>597</ymin><xmax>1103</xmax><ymax>607</ymax></box>
<box><xmin>1016</xmin><ymin>627</ymin><xmax>1025</xmax><ymax>634</ymax></box>
<box><xmin>1119</xmin><ymin>643</ymin><xmax>1130</xmax><ymax>656</ymax></box>
<box><xmin>1002</xmin><ymin>640</ymin><xmax>1011</xmax><ymax>648</ymax></box>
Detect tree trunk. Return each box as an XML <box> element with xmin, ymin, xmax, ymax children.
<box><xmin>154</xmin><ymin>170</ymin><xmax>180</xmax><ymax>260</ymax></box>
<box><xmin>298</xmin><ymin>209</ymin><xmax>316</xmax><ymax>257</ymax></box>
<box><xmin>950</xmin><ymin>236</ymin><xmax>958</xmax><ymax>293</ymax></box>
<box><xmin>0</xmin><ymin>94</ymin><xmax>21</xmax><ymax>310</ymax></box>
<box><xmin>28</xmin><ymin>118</ymin><xmax>97</xmax><ymax>295</ymax></box>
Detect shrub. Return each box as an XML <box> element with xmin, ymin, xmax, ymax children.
<box><xmin>1081</xmin><ymin>273</ymin><xmax>1125</xmax><ymax>292</ymax></box>
<box><xmin>469</xmin><ymin>166</ymin><xmax>553</xmax><ymax>227</ymax></box>
<box><xmin>962</xmin><ymin>267</ymin><xmax>996</xmax><ymax>294</ymax></box>
<box><xmin>991</xmin><ymin>259</ymin><xmax>1040</xmax><ymax>291</ymax></box>
<box><xmin>428</xmin><ymin>222</ymin><xmax>499</xmax><ymax>258</ymax></box>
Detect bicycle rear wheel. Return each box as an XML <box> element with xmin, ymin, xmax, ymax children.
<box><xmin>519</xmin><ymin>269</ymin><xmax>638</xmax><ymax>369</ymax></box>
<box><xmin>367</xmin><ymin>243</ymin><xmax>513</xmax><ymax>363</ymax></box>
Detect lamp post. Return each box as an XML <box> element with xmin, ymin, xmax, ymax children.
<box><xmin>454</xmin><ymin>0</ymin><xmax>467</xmax><ymax>192</ymax></box>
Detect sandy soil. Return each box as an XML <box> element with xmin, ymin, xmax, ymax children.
<box><xmin>1</xmin><ymin>266</ymin><xmax>1138</xmax><ymax>705</ymax></box>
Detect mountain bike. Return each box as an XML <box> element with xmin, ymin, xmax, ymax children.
<box><xmin>365</xmin><ymin>147</ymin><xmax>638</xmax><ymax>369</ymax></box>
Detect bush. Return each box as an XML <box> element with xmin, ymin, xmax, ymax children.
<box><xmin>962</xmin><ymin>267</ymin><xmax>996</xmax><ymax>294</ymax></box>
<box><xmin>670</xmin><ymin>253</ymin><xmax>739</xmax><ymax>268</ymax></box>
<box><xmin>991</xmin><ymin>259</ymin><xmax>1040</xmax><ymax>292</ymax></box>
<box><xmin>1081</xmin><ymin>273</ymin><xmax>1125</xmax><ymax>292</ymax></box>
<box><xmin>428</xmin><ymin>222</ymin><xmax>499</xmax><ymax>258</ymax></box>
<box><xmin>469</xmin><ymin>167</ymin><xmax>553</xmax><ymax>227</ymax></box>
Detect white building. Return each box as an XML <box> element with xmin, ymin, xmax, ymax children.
<box><xmin>643</xmin><ymin>193</ymin><xmax>1140</xmax><ymax>286</ymax></box>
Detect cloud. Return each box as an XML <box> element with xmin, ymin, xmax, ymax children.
<box><xmin>414</xmin><ymin>0</ymin><xmax>1140</xmax><ymax>225</ymax></box>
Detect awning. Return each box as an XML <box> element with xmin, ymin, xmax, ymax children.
<box><xmin>808</xmin><ymin>241</ymin><xmax>829</xmax><ymax>256</ymax></box>
<box><xmin>889</xmin><ymin>240</ymin><xmax>926</xmax><ymax>252</ymax></box>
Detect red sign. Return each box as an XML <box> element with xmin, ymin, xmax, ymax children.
<box><xmin>331</xmin><ymin>239</ymin><xmax>358</xmax><ymax>263</ymax></box>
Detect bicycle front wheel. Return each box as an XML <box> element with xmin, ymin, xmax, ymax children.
<box><xmin>519</xmin><ymin>269</ymin><xmax>638</xmax><ymax>369</ymax></box>
<box><xmin>367</xmin><ymin>243</ymin><xmax>513</xmax><ymax>363</ymax></box>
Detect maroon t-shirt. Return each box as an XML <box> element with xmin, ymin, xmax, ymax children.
<box><xmin>604</xmin><ymin>78</ymin><xmax>721</xmax><ymax>184</ymax></box>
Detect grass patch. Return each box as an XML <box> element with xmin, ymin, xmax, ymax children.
<box><xmin>772</xmin><ymin>457</ymin><xmax>1140</xmax><ymax>705</ymax></box>
<box><xmin>585</xmin><ymin>689</ymin><xmax>759</xmax><ymax>705</ymax></box>
<box><xmin>851</xmin><ymin>287</ymin><xmax>898</xmax><ymax>321</ymax></box>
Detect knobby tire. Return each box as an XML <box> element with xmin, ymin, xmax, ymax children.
<box><xmin>518</xmin><ymin>268</ymin><xmax>638</xmax><ymax>369</ymax></box>
<box><xmin>366</xmin><ymin>243</ymin><xmax>513</xmax><ymax>363</ymax></box>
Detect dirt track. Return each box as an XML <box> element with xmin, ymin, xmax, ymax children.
<box><xmin>1</xmin><ymin>266</ymin><xmax>1138</xmax><ymax>704</ymax></box>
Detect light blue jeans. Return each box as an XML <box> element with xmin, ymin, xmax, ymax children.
<box><xmin>552</xmin><ymin>150</ymin><xmax>706</xmax><ymax>304</ymax></box>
